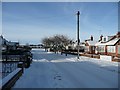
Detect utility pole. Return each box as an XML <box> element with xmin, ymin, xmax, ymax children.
<box><xmin>77</xmin><ymin>11</ymin><xmax>80</xmax><ymax>59</ymax></box>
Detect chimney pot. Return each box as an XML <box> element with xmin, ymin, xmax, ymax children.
<box><xmin>91</xmin><ymin>35</ymin><xmax>93</xmax><ymax>41</ymax></box>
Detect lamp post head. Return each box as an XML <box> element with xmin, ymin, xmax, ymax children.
<box><xmin>77</xmin><ymin>11</ymin><xmax>80</xmax><ymax>15</ymax></box>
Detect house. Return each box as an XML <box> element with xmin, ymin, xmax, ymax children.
<box><xmin>0</xmin><ymin>35</ymin><xmax>9</xmax><ymax>46</ymax></box>
<box><xmin>65</xmin><ymin>41</ymin><xmax>85</xmax><ymax>53</ymax></box>
<box><xmin>95</xmin><ymin>41</ymin><xmax>107</xmax><ymax>55</ymax></box>
<box><xmin>84</xmin><ymin>35</ymin><xmax>97</xmax><ymax>54</ymax></box>
<box><xmin>85</xmin><ymin>41</ymin><xmax>97</xmax><ymax>54</ymax></box>
<box><xmin>95</xmin><ymin>32</ymin><xmax>120</xmax><ymax>58</ymax></box>
<box><xmin>8</xmin><ymin>41</ymin><xmax>19</xmax><ymax>50</ymax></box>
<box><xmin>0</xmin><ymin>35</ymin><xmax>20</xmax><ymax>51</ymax></box>
<box><xmin>0</xmin><ymin>35</ymin><xmax>9</xmax><ymax>51</ymax></box>
<box><xmin>106</xmin><ymin>34</ymin><xmax>120</xmax><ymax>58</ymax></box>
<box><xmin>95</xmin><ymin>34</ymin><xmax>116</xmax><ymax>55</ymax></box>
<box><xmin>79</xmin><ymin>42</ymin><xmax>85</xmax><ymax>52</ymax></box>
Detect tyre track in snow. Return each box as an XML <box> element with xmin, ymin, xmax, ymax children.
<box><xmin>78</xmin><ymin>61</ymin><xmax>118</xmax><ymax>86</ymax></box>
<box><xmin>66</xmin><ymin>61</ymin><xmax>118</xmax><ymax>88</ymax></box>
<box><xmin>51</xmin><ymin>61</ymin><xmax>118</xmax><ymax>88</ymax></box>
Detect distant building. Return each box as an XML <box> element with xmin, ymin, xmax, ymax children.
<box><xmin>0</xmin><ymin>35</ymin><xmax>8</xmax><ymax>51</ymax></box>
<box><xmin>8</xmin><ymin>41</ymin><xmax>19</xmax><ymax>50</ymax></box>
<box><xmin>29</xmin><ymin>44</ymin><xmax>43</xmax><ymax>48</ymax></box>
<box><xmin>0</xmin><ymin>35</ymin><xmax>19</xmax><ymax>51</ymax></box>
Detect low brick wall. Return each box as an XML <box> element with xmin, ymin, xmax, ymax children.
<box><xmin>112</xmin><ymin>57</ymin><xmax>120</xmax><ymax>62</ymax></box>
<box><xmin>63</xmin><ymin>51</ymin><xmax>120</xmax><ymax>62</ymax></box>
<box><xmin>92</xmin><ymin>55</ymin><xmax>100</xmax><ymax>59</ymax></box>
<box><xmin>62</xmin><ymin>51</ymin><xmax>100</xmax><ymax>59</ymax></box>
<box><xmin>84</xmin><ymin>54</ymin><xmax>93</xmax><ymax>58</ymax></box>
<box><xmin>80</xmin><ymin>53</ymin><xmax>100</xmax><ymax>59</ymax></box>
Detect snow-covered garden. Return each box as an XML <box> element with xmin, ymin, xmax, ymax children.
<box><xmin>13</xmin><ymin>49</ymin><xmax>118</xmax><ymax>88</ymax></box>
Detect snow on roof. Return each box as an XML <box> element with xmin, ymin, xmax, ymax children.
<box><xmin>95</xmin><ymin>38</ymin><xmax>120</xmax><ymax>46</ymax></box>
<box><xmin>87</xmin><ymin>41</ymin><xmax>97</xmax><ymax>46</ymax></box>
<box><xmin>8</xmin><ymin>41</ymin><xmax>19</xmax><ymax>46</ymax></box>
<box><xmin>95</xmin><ymin>41</ymin><xmax>106</xmax><ymax>46</ymax></box>
<box><xmin>106</xmin><ymin>38</ymin><xmax>120</xmax><ymax>45</ymax></box>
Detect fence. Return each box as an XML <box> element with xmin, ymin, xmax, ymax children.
<box><xmin>2</xmin><ymin>61</ymin><xmax>19</xmax><ymax>79</ymax></box>
<box><xmin>1</xmin><ymin>55</ymin><xmax>26</xmax><ymax>89</ymax></box>
<box><xmin>2</xmin><ymin>55</ymin><xmax>24</xmax><ymax>78</ymax></box>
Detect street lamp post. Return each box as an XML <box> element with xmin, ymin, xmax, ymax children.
<box><xmin>77</xmin><ymin>11</ymin><xmax>80</xmax><ymax>59</ymax></box>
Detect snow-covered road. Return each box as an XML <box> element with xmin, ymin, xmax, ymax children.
<box><xmin>13</xmin><ymin>49</ymin><xmax>118</xmax><ymax>88</ymax></box>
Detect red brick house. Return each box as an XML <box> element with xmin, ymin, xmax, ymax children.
<box><xmin>95</xmin><ymin>42</ymin><xmax>107</xmax><ymax>55</ymax></box>
<box><xmin>106</xmin><ymin>38</ymin><xmax>120</xmax><ymax>57</ymax></box>
<box><xmin>85</xmin><ymin>41</ymin><xmax>97</xmax><ymax>54</ymax></box>
<box><xmin>84</xmin><ymin>35</ymin><xmax>96</xmax><ymax>54</ymax></box>
<box><xmin>95</xmin><ymin>32</ymin><xmax>120</xmax><ymax>58</ymax></box>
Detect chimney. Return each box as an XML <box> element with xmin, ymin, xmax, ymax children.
<box><xmin>100</xmin><ymin>35</ymin><xmax>103</xmax><ymax>41</ymax></box>
<box><xmin>91</xmin><ymin>35</ymin><xmax>93</xmax><ymax>41</ymax></box>
<box><xmin>116</xmin><ymin>31</ymin><xmax>120</xmax><ymax>38</ymax></box>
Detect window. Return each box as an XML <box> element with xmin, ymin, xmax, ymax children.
<box><xmin>118</xmin><ymin>45</ymin><xmax>120</xmax><ymax>54</ymax></box>
<box><xmin>85</xmin><ymin>46</ymin><xmax>89</xmax><ymax>52</ymax></box>
<box><xmin>98</xmin><ymin>46</ymin><xmax>105</xmax><ymax>52</ymax></box>
<box><xmin>107</xmin><ymin>46</ymin><xmax>116</xmax><ymax>53</ymax></box>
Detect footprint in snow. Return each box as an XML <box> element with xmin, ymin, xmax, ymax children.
<box><xmin>54</xmin><ymin>75</ymin><xmax>62</xmax><ymax>80</ymax></box>
<box><xmin>100</xmin><ymin>67</ymin><xmax>117</xmax><ymax>72</ymax></box>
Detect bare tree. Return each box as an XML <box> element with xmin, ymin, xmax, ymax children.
<box><xmin>42</xmin><ymin>34</ymin><xmax>72</xmax><ymax>52</ymax></box>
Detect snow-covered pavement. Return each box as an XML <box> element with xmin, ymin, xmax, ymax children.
<box><xmin>13</xmin><ymin>49</ymin><xmax>118</xmax><ymax>88</ymax></box>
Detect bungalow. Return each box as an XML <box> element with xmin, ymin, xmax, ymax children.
<box><xmin>85</xmin><ymin>41</ymin><xmax>96</xmax><ymax>54</ymax></box>
<box><xmin>95</xmin><ymin>41</ymin><xmax>107</xmax><ymax>55</ymax></box>
<box><xmin>106</xmin><ymin>38</ymin><xmax>120</xmax><ymax>57</ymax></box>
<box><xmin>95</xmin><ymin>32</ymin><xmax>120</xmax><ymax>58</ymax></box>
<box><xmin>84</xmin><ymin>36</ymin><xmax>97</xmax><ymax>54</ymax></box>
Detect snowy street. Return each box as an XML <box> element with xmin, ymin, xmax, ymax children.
<box><xmin>13</xmin><ymin>49</ymin><xmax>118</xmax><ymax>88</ymax></box>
